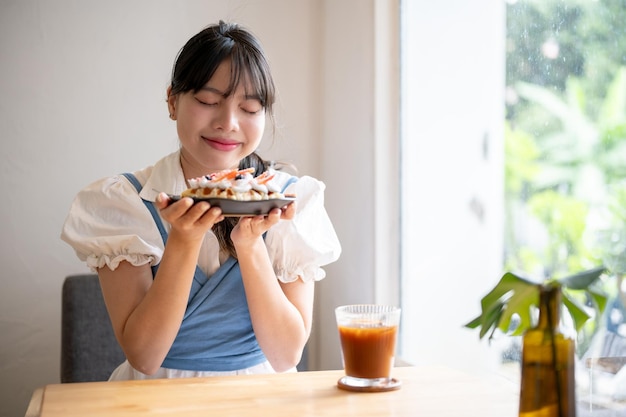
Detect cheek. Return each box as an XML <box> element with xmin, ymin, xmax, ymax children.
<box><xmin>244</xmin><ymin>116</ymin><xmax>266</xmax><ymax>142</ymax></box>
<box><xmin>176</xmin><ymin>104</ymin><xmax>204</xmax><ymax>134</ymax></box>
<box><xmin>254</xmin><ymin>116</ymin><xmax>265</xmax><ymax>139</ymax></box>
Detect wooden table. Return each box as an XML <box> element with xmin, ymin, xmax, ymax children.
<box><xmin>25</xmin><ymin>366</ymin><xmax>518</xmax><ymax>417</ymax></box>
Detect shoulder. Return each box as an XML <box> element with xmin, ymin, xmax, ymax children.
<box><xmin>61</xmin><ymin>165</ymin><xmax>165</xmax><ymax>270</ymax></box>
<box><xmin>79</xmin><ymin>168</ymin><xmax>153</xmax><ymax>207</ymax></box>
<box><xmin>66</xmin><ymin>163</ymin><xmax>159</xmax><ymax>233</ymax></box>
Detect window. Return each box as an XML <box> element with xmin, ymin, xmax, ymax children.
<box><xmin>400</xmin><ymin>0</ymin><xmax>626</xmax><ymax>385</ymax></box>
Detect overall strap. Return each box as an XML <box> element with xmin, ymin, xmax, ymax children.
<box><xmin>121</xmin><ymin>173</ymin><xmax>206</xmax><ymax>281</ymax></box>
<box><xmin>121</xmin><ymin>173</ymin><xmax>169</xmax><ymax>245</ymax></box>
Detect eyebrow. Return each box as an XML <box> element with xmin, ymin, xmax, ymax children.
<box><xmin>199</xmin><ymin>86</ymin><xmax>261</xmax><ymax>101</ymax></box>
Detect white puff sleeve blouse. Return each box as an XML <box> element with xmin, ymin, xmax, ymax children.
<box><xmin>61</xmin><ymin>151</ymin><xmax>342</xmax><ymax>283</ymax></box>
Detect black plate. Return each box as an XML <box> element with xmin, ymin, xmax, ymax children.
<box><xmin>168</xmin><ymin>195</ymin><xmax>296</xmax><ymax>217</ymax></box>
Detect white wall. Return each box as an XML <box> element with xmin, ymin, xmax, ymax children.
<box><xmin>399</xmin><ymin>0</ymin><xmax>506</xmax><ymax>375</ymax></box>
<box><xmin>0</xmin><ymin>1</ymin><xmax>384</xmax><ymax>416</ymax></box>
<box><xmin>313</xmin><ymin>0</ymin><xmax>401</xmax><ymax>371</ymax></box>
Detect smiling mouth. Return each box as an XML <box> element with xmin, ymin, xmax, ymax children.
<box><xmin>204</xmin><ymin>137</ymin><xmax>241</xmax><ymax>151</ymax></box>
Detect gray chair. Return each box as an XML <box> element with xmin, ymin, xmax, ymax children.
<box><xmin>61</xmin><ymin>274</ymin><xmax>125</xmax><ymax>382</ymax></box>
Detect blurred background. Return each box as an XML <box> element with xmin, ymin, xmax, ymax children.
<box><xmin>4</xmin><ymin>0</ymin><xmax>626</xmax><ymax>416</ymax></box>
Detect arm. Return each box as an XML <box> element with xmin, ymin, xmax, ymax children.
<box><xmin>232</xmin><ymin>203</ymin><xmax>314</xmax><ymax>372</ymax></box>
<box><xmin>98</xmin><ymin>194</ymin><xmax>224</xmax><ymax>375</ymax></box>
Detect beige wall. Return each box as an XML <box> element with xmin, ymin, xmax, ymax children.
<box><xmin>0</xmin><ymin>1</ymin><xmax>387</xmax><ymax>416</ymax></box>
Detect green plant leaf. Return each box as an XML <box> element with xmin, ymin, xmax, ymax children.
<box><xmin>496</xmin><ymin>280</ymin><xmax>538</xmax><ymax>335</ymax></box>
<box><xmin>561</xmin><ymin>290</ymin><xmax>591</xmax><ymax>332</ymax></box>
<box><xmin>466</xmin><ymin>266</ymin><xmax>607</xmax><ymax>341</ymax></box>
<box><xmin>588</xmin><ymin>286</ymin><xmax>609</xmax><ymax>314</ymax></box>
<box><xmin>466</xmin><ymin>272</ymin><xmax>539</xmax><ymax>340</ymax></box>
<box><xmin>480</xmin><ymin>305</ymin><xmax>505</xmax><ymax>340</ymax></box>
<box><xmin>556</xmin><ymin>266</ymin><xmax>605</xmax><ymax>289</ymax></box>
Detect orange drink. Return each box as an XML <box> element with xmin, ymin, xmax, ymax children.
<box><xmin>338</xmin><ymin>324</ymin><xmax>398</xmax><ymax>378</ymax></box>
<box><xmin>335</xmin><ymin>305</ymin><xmax>401</xmax><ymax>391</ymax></box>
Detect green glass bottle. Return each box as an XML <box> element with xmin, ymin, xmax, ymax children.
<box><xmin>518</xmin><ymin>284</ymin><xmax>576</xmax><ymax>417</ymax></box>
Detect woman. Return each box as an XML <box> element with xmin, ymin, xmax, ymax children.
<box><xmin>61</xmin><ymin>21</ymin><xmax>341</xmax><ymax>380</ymax></box>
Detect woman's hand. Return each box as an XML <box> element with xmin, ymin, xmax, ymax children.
<box><xmin>231</xmin><ymin>202</ymin><xmax>296</xmax><ymax>249</ymax></box>
<box><xmin>155</xmin><ymin>193</ymin><xmax>224</xmax><ymax>242</ymax></box>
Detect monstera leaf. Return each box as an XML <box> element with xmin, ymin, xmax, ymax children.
<box><xmin>466</xmin><ymin>266</ymin><xmax>607</xmax><ymax>340</ymax></box>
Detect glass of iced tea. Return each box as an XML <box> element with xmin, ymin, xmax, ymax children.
<box><xmin>335</xmin><ymin>304</ymin><xmax>401</xmax><ymax>392</ymax></box>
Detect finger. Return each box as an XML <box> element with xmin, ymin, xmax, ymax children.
<box><xmin>155</xmin><ymin>192</ymin><xmax>171</xmax><ymax>209</ymax></box>
<box><xmin>238</xmin><ymin>217</ymin><xmax>252</xmax><ymax>228</ymax></box>
<box><xmin>197</xmin><ymin>206</ymin><xmax>224</xmax><ymax>226</ymax></box>
<box><xmin>262</xmin><ymin>210</ymin><xmax>281</xmax><ymax>228</ymax></box>
<box><xmin>253</xmin><ymin>214</ymin><xmax>268</xmax><ymax>225</ymax></box>
<box><xmin>266</xmin><ymin>208</ymin><xmax>282</xmax><ymax>220</ymax></box>
<box><xmin>182</xmin><ymin>201</ymin><xmax>223</xmax><ymax>226</ymax></box>
<box><xmin>187</xmin><ymin>200</ymin><xmax>211</xmax><ymax>216</ymax></box>
<box><xmin>160</xmin><ymin>196</ymin><xmax>194</xmax><ymax>218</ymax></box>
<box><xmin>280</xmin><ymin>202</ymin><xmax>297</xmax><ymax>220</ymax></box>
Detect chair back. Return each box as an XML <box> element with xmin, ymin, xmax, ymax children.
<box><xmin>61</xmin><ymin>274</ymin><xmax>125</xmax><ymax>382</ymax></box>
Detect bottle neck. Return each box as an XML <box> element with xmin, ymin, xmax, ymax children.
<box><xmin>537</xmin><ymin>285</ymin><xmax>561</xmax><ymax>329</ymax></box>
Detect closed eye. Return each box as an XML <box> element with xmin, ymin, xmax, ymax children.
<box><xmin>241</xmin><ymin>107</ymin><xmax>263</xmax><ymax>115</ymax></box>
<box><xmin>195</xmin><ymin>98</ymin><xmax>218</xmax><ymax>106</ymax></box>
<box><xmin>241</xmin><ymin>98</ymin><xmax>263</xmax><ymax>115</ymax></box>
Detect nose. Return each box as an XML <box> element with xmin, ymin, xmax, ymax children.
<box><xmin>211</xmin><ymin>103</ymin><xmax>239</xmax><ymax>132</ymax></box>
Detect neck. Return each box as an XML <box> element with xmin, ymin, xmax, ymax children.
<box><xmin>179</xmin><ymin>149</ymin><xmax>236</xmax><ymax>181</ymax></box>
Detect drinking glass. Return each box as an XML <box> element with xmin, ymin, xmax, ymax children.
<box><xmin>335</xmin><ymin>304</ymin><xmax>402</xmax><ymax>392</ymax></box>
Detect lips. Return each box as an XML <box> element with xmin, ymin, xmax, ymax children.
<box><xmin>203</xmin><ymin>136</ymin><xmax>241</xmax><ymax>152</ymax></box>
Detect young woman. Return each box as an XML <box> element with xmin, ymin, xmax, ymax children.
<box><xmin>61</xmin><ymin>21</ymin><xmax>341</xmax><ymax>380</ymax></box>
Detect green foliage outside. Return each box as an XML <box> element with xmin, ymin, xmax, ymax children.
<box><xmin>505</xmin><ymin>0</ymin><xmax>626</xmax><ymax>283</ymax></box>
<box><xmin>503</xmin><ymin>0</ymin><xmax>626</xmax><ymax>354</ymax></box>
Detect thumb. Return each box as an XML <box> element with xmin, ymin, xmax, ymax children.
<box><xmin>155</xmin><ymin>192</ymin><xmax>171</xmax><ymax>209</ymax></box>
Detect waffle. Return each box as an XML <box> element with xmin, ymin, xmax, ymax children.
<box><xmin>181</xmin><ymin>168</ymin><xmax>288</xmax><ymax>201</ymax></box>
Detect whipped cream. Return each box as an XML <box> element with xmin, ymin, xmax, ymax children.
<box><xmin>182</xmin><ymin>168</ymin><xmax>285</xmax><ymax>201</ymax></box>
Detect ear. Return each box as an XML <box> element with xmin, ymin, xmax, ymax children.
<box><xmin>166</xmin><ymin>86</ymin><xmax>177</xmax><ymax>120</ymax></box>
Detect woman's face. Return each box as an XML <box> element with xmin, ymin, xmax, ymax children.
<box><xmin>168</xmin><ymin>59</ymin><xmax>266</xmax><ymax>178</ymax></box>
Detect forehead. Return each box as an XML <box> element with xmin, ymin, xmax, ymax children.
<box><xmin>202</xmin><ymin>64</ymin><xmax>260</xmax><ymax>100</ymax></box>
<box><xmin>203</xmin><ymin>59</ymin><xmax>259</xmax><ymax>97</ymax></box>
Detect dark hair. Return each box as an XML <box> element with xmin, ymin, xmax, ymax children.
<box><xmin>171</xmin><ymin>21</ymin><xmax>275</xmax><ymax>259</ymax></box>
<box><xmin>170</xmin><ymin>20</ymin><xmax>275</xmax><ymax>117</ymax></box>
